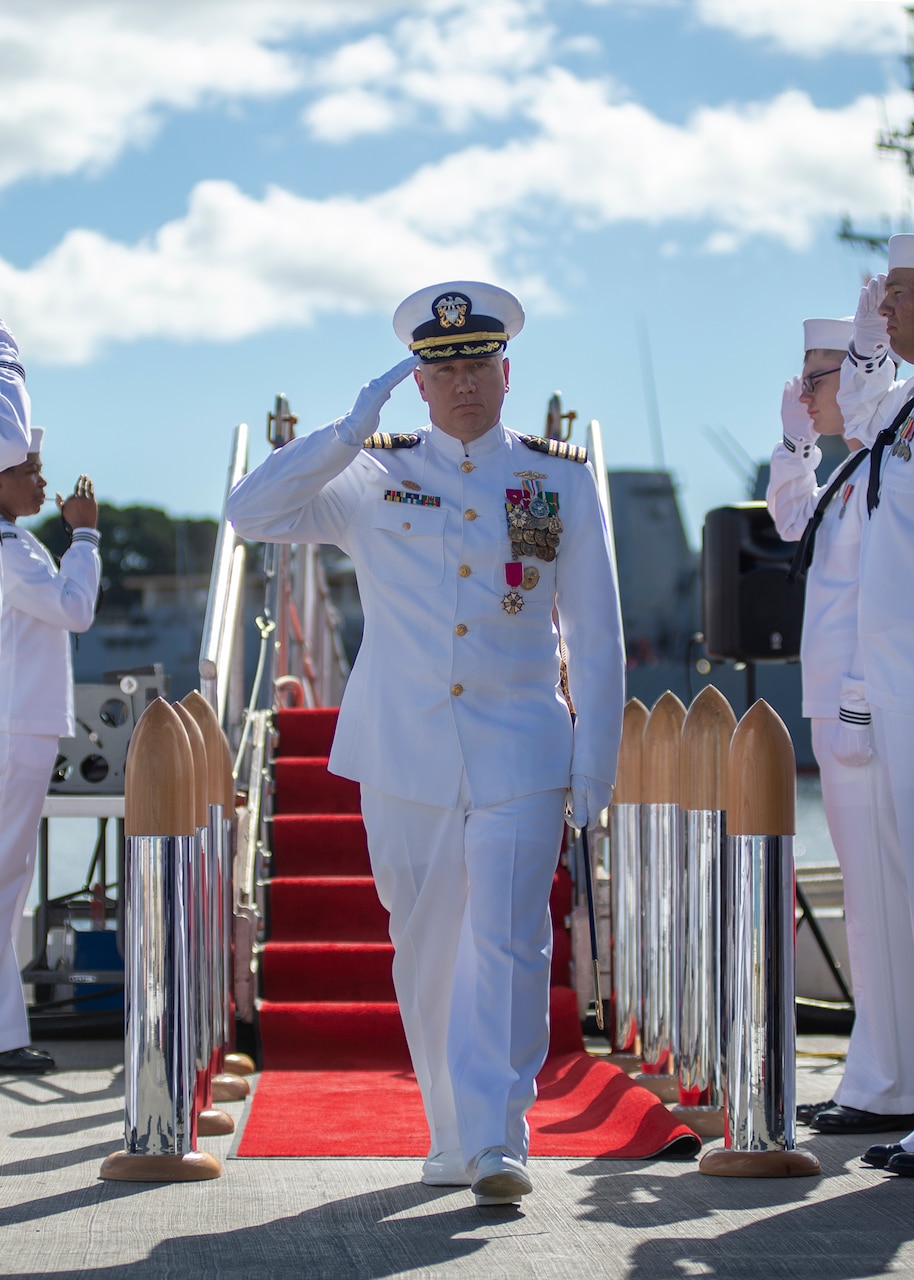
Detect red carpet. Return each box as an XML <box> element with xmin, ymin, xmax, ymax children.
<box><xmin>239</xmin><ymin>708</ymin><xmax>699</xmax><ymax>1161</ymax></box>
<box><xmin>237</xmin><ymin>987</ymin><xmax>700</xmax><ymax>1158</ymax></box>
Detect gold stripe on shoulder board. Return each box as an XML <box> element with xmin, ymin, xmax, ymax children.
<box><xmin>519</xmin><ymin>434</ymin><xmax>588</xmax><ymax>463</ymax></box>
<box><xmin>363</xmin><ymin>432</ymin><xmax>422</xmax><ymax>449</ymax></box>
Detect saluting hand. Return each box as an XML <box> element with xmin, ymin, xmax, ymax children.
<box><xmin>57</xmin><ymin>474</ymin><xmax>98</xmax><ymax>529</ymax></box>
<box><xmin>334</xmin><ymin>355</ymin><xmax>421</xmax><ymax>446</ymax></box>
<box><xmin>853</xmin><ymin>274</ymin><xmax>889</xmax><ymax>359</ymax></box>
<box><xmin>781</xmin><ymin>376</ymin><xmax>817</xmax><ymax>448</ymax></box>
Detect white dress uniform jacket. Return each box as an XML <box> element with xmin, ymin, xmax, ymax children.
<box><xmin>0</xmin><ymin>524</ymin><xmax>101</xmax><ymax>736</ymax></box>
<box><xmin>0</xmin><ymin>522</ymin><xmax>100</xmax><ymax>1051</ymax></box>
<box><xmin>767</xmin><ymin>440</ymin><xmax>868</xmax><ymax>717</ymax></box>
<box><xmin>227</xmin><ymin>418</ymin><xmax>625</xmax><ymax>807</ymax></box>
<box><xmin>838</xmin><ymin>363</ymin><xmax>914</xmax><ymax>715</ymax></box>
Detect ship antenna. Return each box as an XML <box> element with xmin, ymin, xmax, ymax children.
<box><xmin>637</xmin><ymin>317</ymin><xmax>667</xmax><ymax>471</ymax></box>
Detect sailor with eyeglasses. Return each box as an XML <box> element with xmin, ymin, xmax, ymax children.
<box><xmin>767</xmin><ymin>312</ymin><xmax>914</xmax><ymax>1137</ymax></box>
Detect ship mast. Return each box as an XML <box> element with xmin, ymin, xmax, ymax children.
<box><xmin>838</xmin><ymin>5</ymin><xmax>914</xmax><ymax>254</ymax></box>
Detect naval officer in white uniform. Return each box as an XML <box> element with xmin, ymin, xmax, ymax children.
<box><xmin>227</xmin><ymin>281</ymin><xmax>625</xmax><ymax>1204</ymax></box>
<box><xmin>834</xmin><ymin>235</ymin><xmax>914</xmax><ymax>1175</ymax></box>
<box><xmin>0</xmin><ymin>432</ymin><xmax>101</xmax><ymax>1073</ymax></box>
<box><xmin>767</xmin><ymin>315</ymin><xmax>914</xmax><ymax>1135</ymax></box>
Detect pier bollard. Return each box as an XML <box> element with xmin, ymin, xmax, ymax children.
<box><xmin>181</xmin><ymin>691</ymin><xmax>249</xmax><ymax>1103</ymax></box>
<box><xmin>636</xmin><ymin>691</ymin><xmax>686</xmax><ymax>1102</ymax></box>
<box><xmin>173</xmin><ymin>702</ymin><xmax>234</xmax><ymax>1138</ymax></box>
<box><xmin>699</xmin><ymin>700</ymin><xmax>820</xmax><ymax>1178</ymax></box>
<box><xmin>100</xmin><ymin>699</ymin><xmax>221</xmax><ymax>1182</ymax></box>
<box><xmin>608</xmin><ymin>698</ymin><xmax>649</xmax><ymax>1071</ymax></box>
<box><xmin>670</xmin><ymin>686</ymin><xmax>736</xmax><ymax>1138</ymax></box>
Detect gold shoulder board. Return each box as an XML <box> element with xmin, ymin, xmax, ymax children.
<box><xmin>362</xmin><ymin>432</ymin><xmax>422</xmax><ymax>449</ymax></box>
<box><xmin>519</xmin><ymin>434</ymin><xmax>588</xmax><ymax>463</ymax></box>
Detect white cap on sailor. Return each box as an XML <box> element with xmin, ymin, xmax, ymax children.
<box><xmin>393</xmin><ymin>280</ymin><xmax>524</xmax><ymax>362</ymax></box>
<box><xmin>802</xmin><ymin>317</ymin><xmax>853</xmax><ymax>352</ymax></box>
<box><xmin>888</xmin><ymin>234</ymin><xmax>914</xmax><ymax>271</ymax></box>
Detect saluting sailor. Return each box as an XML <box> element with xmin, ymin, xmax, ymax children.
<box><xmin>767</xmin><ymin>316</ymin><xmax>914</xmax><ymax>1137</ymax></box>
<box><xmin>226</xmin><ymin>281</ymin><xmax>625</xmax><ymax>1205</ymax></box>
<box><xmin>834</xmin><ymin>236</ymin><xmax>914</xmax><ymax>1175</ymax></box>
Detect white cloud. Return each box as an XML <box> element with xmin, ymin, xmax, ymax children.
<box><xmin>301</xmin><ymin>0</ymin><xmax>557</xmax><ymax>139</ymax></box>
<box><xmin>303</xmin><ymin>90</ymin><xmax>403</xmax><ymax>144</ymax></box>
<box><xmin>0</xmin><ymin>180</ymin><xmax>532</xmax><ymax>363</ymax></box>
<box><xmin>380</xmin><ymin>72</ymin><xmax>910</xmax><ymax>251</ymax></box>
<box><xmin>694</xmin><ymin>0</ymin><xmax>908</xmax><ymax>57</ymax></box>
<box><xmin>2</xmin><ymin>75</ymin><xmax>907</xmax><ymax>365</ymax></box>
<box><xmin>0</xmin><ymin>0</ymin><xmax>438</xmax><ymax>189</ymax></box>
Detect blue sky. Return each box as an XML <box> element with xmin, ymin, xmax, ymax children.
<box><xmin>1</xmin><ymin>0</ymin><xmax>910</xmax><ymax>546</ymax></box>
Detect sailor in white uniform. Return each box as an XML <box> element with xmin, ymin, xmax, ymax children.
<box><xmin>0</xmin><ymin>320</ymin><xmax>34</xmax><ymax>609</ymax></box>
<box><xmin>836</xmin><ymin>235</ymin><xmax>914</xmax><ymax>1175</ymax></box>
<box><xmin>767</xmin><ymin>316</ymin><xmax>914</xmax><ymax>1135</ymax></box>
<box><xmin>0</xmin><ymin>433</ymin><xmax>101</xmax><ymax>1073</ymax></box>
<box><xmin>0</xmin><ymin>322</ymin><xmax>30</xmax><ymax>472</ymax></box>
<box><xmin>227</xmin><ymin>281</ymin><xmax>625</xmax><ymax>1204</ymax></box>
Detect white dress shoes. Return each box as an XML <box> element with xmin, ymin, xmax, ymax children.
<box><xmin>421</xmin><ymin>1149</ymin><xmax>472</xmax><ymax>1186</ymax></box>
<box><xmin>470</xmin><ymin>1147</ymin><xmax>534</xmax><ymax>1205</ymax></box>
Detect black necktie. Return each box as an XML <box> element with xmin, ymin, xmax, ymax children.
<box><xmin>787</xmin><ymin>447</ymin><xmax>869</xmax><ymax>583</ymax></box>
<box><xmin>867</xmin><ymin>393</ymin><xmax>914</xmax><ymax>515</ymax></box>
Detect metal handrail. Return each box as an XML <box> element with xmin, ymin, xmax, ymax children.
<box><xmin>199</xmin><ymin>422</ymin><xmax>249</xmax><ymax>726</ymax></box>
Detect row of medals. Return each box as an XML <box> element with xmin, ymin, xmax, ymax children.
<box><xmin>502</xmin><ymin>493</ymin><xmax>563</xmax><ymax>615</ymax></box>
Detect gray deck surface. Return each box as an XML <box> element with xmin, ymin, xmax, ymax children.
<box><xmin>1</xmin><ymin>1034</ymin><xmax>912</xmax><ymax>1280</ymax></box>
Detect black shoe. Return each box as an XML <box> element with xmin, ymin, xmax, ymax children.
<box><xmin>0</xmin><ymin>1046</ymin><xmax>56</xmax><ymax>1074</ymax></box>
<box><xmin>886</xmin><ymin>1151</ymin><xmax>914</xmax><ymax>1177</ymax></box>
<box><xmin>811</xmin><ymin>1105</ymin><xmax>914</xmax><ymax>1135</ymax></box>
<box><xmin>862</xmin><ymin>1143</ymin><xmax>905</xmax><ymax>1168</ymax></box>
<box><xmin>797</xmin><ymin>1098</ymin><xmax>834</xmax><ymax>1125</ymax></box>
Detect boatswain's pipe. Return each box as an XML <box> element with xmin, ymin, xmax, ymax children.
<box><xmin>671</xmin><ymin>685</ymin><xmax>736</xmax><ymax>1138</ymax></box>
<box><xmin>609</xmin><ymin>698</ymin><xmax>648</xmax><ymax>1065</ymax></box>
<box><xmin>637</xmin><ymin>691</ymin><xmax>686</xmax><ymax>1101</ymax></box>
<box><xmin>180</xmin><ymin>691</ymin><xmax>249</xmax><ymax>1102</ymax></box>
<box><xmin>700</xmin><ymin>700</ymin><xmax>820</xmax><ymax>1178</ymax></box>
<box><xmin>100</xmin><ymin>699</ymin><xmax>221</xmax><ymax>1182</ymax></box>
<box><xmin>173</xmin><ymin>702</ymin><xmax>234</xmax><ymax>1139</ymax></box>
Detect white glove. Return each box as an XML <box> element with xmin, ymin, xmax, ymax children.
<box><xmin>333</xmin><ymin>355</ymin><xmax>420</xmax><ymax>446</ymax></box>
<box><xmin>780</xmin><ymin>376</ymin><xmax>817</xmax><ymax>452</ymax></box>
<box><xmin>831</xmin><ymin>680</ymin><xmax>874</xmax><ymax>767</ymax></box>
<box><xmin>852</xmin><ymin>275</ymin><xmax>889</xmax><ymax>359</ymax></box>
<box><xmin>564</xmin><ymin>774</ymin><xmax>612</xmax><ymax>830</ymax></box>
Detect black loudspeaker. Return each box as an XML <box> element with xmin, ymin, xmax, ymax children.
<box><xmin>702</xmin><ymin>502</ymin><xmax>805</xmax><ymax>662</ymax></box>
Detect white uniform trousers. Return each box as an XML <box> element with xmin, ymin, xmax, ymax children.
<box><xmin>822</xmin><ymin>713</ymin><xmax>914</xmax><ymax>1113</ymax></box>
<box><xmin>0</xmin><ymin>732</ymin><xmax>59</xmax><ymax>1052</ymax></box>
<box><xmin>360</xmin><ymin>777</ymin><xmax>566</xmax><ymax>1165</ymax></box>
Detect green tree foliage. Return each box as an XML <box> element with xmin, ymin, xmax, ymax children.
<box><xmin>30</xmin><ymin>504</ymin><xmax>218</xmax><ymax>611</ymax></box>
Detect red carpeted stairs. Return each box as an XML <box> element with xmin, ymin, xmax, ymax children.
<box><xmin>260</xmin><ymin>705</ymin><xmax>574</xmax><ymax>1071</ymax></box>
<box><xmin>243</xmin><ymin>705</ymin><xmax>699</xmax><ymax>1160</ymax></box>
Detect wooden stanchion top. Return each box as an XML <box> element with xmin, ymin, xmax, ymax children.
<box><xmin>125</xmin><ymin>698</ymin><xmax>196</xmax><ymax>837</ymax></box>
<box><xmin>727</xmin><ymin>699</ymin><xmax>796</xmax><ymax>836</ymax></box>
<box><xmin>173</xmin><ymin>701</ymin><xmax>208</xmax><ymax>830</ymax></box>
<box><xmin>681</xmin><ymin>685</ymin><xmax>737</xmax><ymax>812</ymax></box>
<box><xmin>181</xmin><ymin>690</ymin><xmax>235</xmax><ymax>810</ymax></box>
<box><xmin>642</xmin><ymin>691</ymin><xmax>686</xmax><ymax>805</ymax></box>
<box><xmin>613</xmin><ymin>698</ymin><xmax>649</xmax><ymax>805</ymax></box>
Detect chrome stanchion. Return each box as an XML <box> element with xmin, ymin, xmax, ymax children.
<box><xmin>700</xmin><ymin>699</ymin><xmax>820</xmax><ymax>1178</ymax></box>
<box><xmin>100</xmin><ymin>699</ymin><xmax>221</xmax><ymax>1182</ymax></box>
<box><xmin>636</xmin><ymin>692</ymin><xmax>686</xmax><ymax>1101</ymax></box>
<box><xmin>671</xmin><ymin>686</ymin><xmax>736</xmax><ymax>1138</ymax></box>
<box><xmin>174</xmin><ymin>702</ymin><xmax>233</xmax><ymax>1138</ymax></box>
<box><xmin>608</xmin><ymin>698</ymin><xmax>648</xmax><ymax>1067</ymax></box>
<box><xmin>181</xmin><ymin>691</ymin><xmax>250</xmax><ymax>1101</ymax></box>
